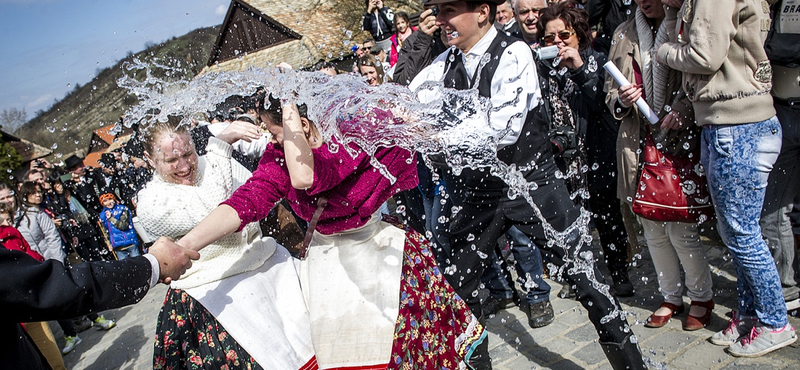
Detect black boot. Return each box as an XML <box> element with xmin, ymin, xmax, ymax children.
<box><xmin>611</xmin><ymin>269</ymin><xmax>635</xmax><ymax>297</ymax></box>
<box><xmin>467</xmin><ymin>314</ymin><xmax>492</xmax><ymax>370</ymax></box>
<box><xmin>599</xmin><ymin>333</ymin><xmax>647</xmax><ymax>370</ymax></box>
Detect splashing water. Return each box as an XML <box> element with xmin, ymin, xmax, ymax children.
<box><xmin>119</xmin><ymin>60</ymin><xmax>623</xmax><ymax>324</ymax></box>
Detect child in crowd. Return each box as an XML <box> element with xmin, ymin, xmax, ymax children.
<box><xmin>0</xmin><ymin>202</ymin><xmax>44</xmax><ymax>261</ymax></box>
<box><xmin>98</xmin><ymin>193</ymin><xmax>140</xmax><ymax>260</ymax></box>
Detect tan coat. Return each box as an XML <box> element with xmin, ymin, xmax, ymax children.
<box><xmin>604</xmin><ymin>14</ymin><xmax>695</xmax><ymax>206</ymax></box>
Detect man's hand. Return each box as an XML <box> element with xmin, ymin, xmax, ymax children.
<box><xmin>215</xmin><ymin>120</ymin><xmax>263</xmax><ymax>144</ymax></box>
<box><xmin>660</xmin><ymin>110</ymin><xmax>686</xmax><ymax>131</ymax></box>
<box><xmin>148</xmin><ymin>237</ymin><xmax>201</xmax><ymax>284</ymax></box>
<box><xmin>418</xmin><ymin>9</ymin><xmax>439</xmax><ymax>36</ymax></box>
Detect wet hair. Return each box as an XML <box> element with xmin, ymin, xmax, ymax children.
<box><xmin>466</xmin><ymin>1</ymin><xmax>498</xmax><ymax>24</ymax></box>
<box><xmin>536</xmin><ymin>0</ymin><xmax>592</xmax><ymax>50</ymax></box>
<box><xmin>257</xmin><ymin>94</ymin><xmax>310</xmax><ymax>127</ymax></box>
<box><xmin>357</xmin><ymin>54</ymin><xmax>385</xmax><ymax>85</ymax></box>
<box><xmin>139</xmin><ymin>115</ymin><xmax>193</xmax><ymax>157</ymax></box>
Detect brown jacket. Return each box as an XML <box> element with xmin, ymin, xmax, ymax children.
<box><xmin>656</xmin><ymin>0</ymin><xmax>775</xmax><ymax>126</ymax></box>
<box><xmin>604</xmin><ymin>12</ymin><xmax>695</xmax><ymax>205</ymax></box>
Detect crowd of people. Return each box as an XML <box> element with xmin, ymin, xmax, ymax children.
<box><xmin>3</xmin><ymin>0</ymin><xmax>800</xmax><ymax>369</ymax></box>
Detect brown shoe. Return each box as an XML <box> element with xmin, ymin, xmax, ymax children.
<box><xmin>684</xmin><ymin>299</ymin><xmax>714</xmax><ymax>331</ymax></box>
<box><xmin>645</xmin><ymin>302</ymin><xmax>684</xmax><ymax>328</ymax></box>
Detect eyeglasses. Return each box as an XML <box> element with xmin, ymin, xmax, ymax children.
<box><xmin>543</xmin><ymin>30</ymin><xmax>575</xmax><ymax>44</ymax></box>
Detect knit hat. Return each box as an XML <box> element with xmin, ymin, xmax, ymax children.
<box><xmin>99</xmin><ymin>193</ymin><xmax>116</xmax><ymax>205</ymax></box>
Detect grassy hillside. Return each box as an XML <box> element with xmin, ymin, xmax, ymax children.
<box><xmin>16</xmin><ymin>26</ymin><xmax>220</xmax><ymax>157</ymax></box>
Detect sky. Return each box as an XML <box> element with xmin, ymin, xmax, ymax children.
<box><xmin>0</xmin><ymin>0</ymin><xmax>229</xmax><ymax>119</ymax></box>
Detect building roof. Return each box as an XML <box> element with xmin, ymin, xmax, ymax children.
<box><xmin>0</xmin><ymin>129</ymin><xmax>52</xmax><ymax>162</ymax></box>
<box><xmin>203</xmin><ymin>0</ymin><xmax>420</xmax><ymax>73</ymax></box>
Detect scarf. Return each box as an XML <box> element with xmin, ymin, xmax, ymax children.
<box><xmin>635</xmin><ymin>7</ymin><xmax>671</xmax><ymax>114</ymax></box>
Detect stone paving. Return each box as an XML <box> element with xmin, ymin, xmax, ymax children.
<box><xmin>52</xmin><ymin>235</ymin><xmax>800</xmax><ymax>370</ymax></box>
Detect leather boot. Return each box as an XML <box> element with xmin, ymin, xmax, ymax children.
<box><xmin>467</xmin><ymin>314</ymin><xmax>492</xmax><ymax>370</ymax></box>
<box><xmin>599</xmin><ymin>333</ymin><xmax>647</xmax><ymax>370</ymax></box>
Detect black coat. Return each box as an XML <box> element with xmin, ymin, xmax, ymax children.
<box><xmin>0</xmin><ymin>246</ymin><xmax>152</xmax><ymax>369</ymax></box>
<box><xmin>537</xmin><ymin>47</ymin><xmax>619</xmax><ymax>191</ymax></box>
<box><xmin>68</xmin><ymin>168</ymin><xmax>109</xmax><ymax>216</ymax></box>
<box><xmin>586</xmin><ymin>0</ymin><xmax>636</xmax><ymax>55</ymax></box>
<box><xmin>392</xmin><ymin>30</ymin><xmax>447</xmax><ymax>86</ymax></box>
<box><xmin>362</xmin><ymin>7</ymin><xmax>394</xmax><ymax>41</ymax></box>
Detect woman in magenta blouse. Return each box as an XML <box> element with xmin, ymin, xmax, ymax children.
<box><xmin>171</xmin><ymin>95</ymin><xmax>485</xmax><ymax>370</ymax></box>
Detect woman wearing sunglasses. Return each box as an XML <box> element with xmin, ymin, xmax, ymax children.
<box><xmin>535</xmin><ymin>0</ymin><xmax>634</xmax><ymax>299</ymax></box>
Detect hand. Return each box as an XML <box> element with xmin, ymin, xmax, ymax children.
<box><xmin>662</xmin><ymin>0</ymin><xmax>684</xmax><ymax>8</ymax></box>
<box><xmin>418</xmin><ymin>9</ymin><xmax>439</xmax><ymax>36</ymax></box>
<box><xmin>104</xmin><ymin>210</ymin><xmax>112</xmax><ymax>219</ymax></box>
<box><xmin>276</xmin><ymin>62</ymin><xmax>293</xmax><ymax>70</ymax></box>
<box><xmin>617</xmin><ymin>84</ymin><xmax>642</xmax><ymax>108</ymax></box>
<box><xmin>215</xmin><ymin>120</ymin><xmax>263</xmax><ymax>144</ymax></box>
<box><xmin>557</xmin><ymin>46</ymin><xmax>583</xmax><ymax>69</ymax></box>
<box><xmin>148</xmin><ymin>236</ymin><xmax>201</xmax><ymax>284</ymax></box>
<box><xmin>52</xmin><ymin>218</ymin><xmax>63</xmax><ymax>227</ymax></box>
<box><xmin>660</xmin><ymin>110</ymin><xmax>685</xmax><ymax>131</ymax></box>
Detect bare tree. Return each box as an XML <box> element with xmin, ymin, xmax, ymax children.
<box><xmin>0</xmin><ymin>107</ymin><xmax>27</xmax><ymax>132</ymax></box>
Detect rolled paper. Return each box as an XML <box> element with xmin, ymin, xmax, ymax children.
<box><xmin>603</xmin><ymin>61</ymin><xmax>660</xmax><ymax>124</ymax></box>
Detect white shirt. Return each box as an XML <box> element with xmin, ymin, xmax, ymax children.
<box><xmin>409</xmin><ymin>27</ymin><xmax>541</xmax><ymax>148</ymax></box>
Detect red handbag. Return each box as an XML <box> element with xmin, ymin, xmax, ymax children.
<box><xmin>632</xmin><ymin>130</ymin><xmax>714</xmax><ymax>223</ymax></box>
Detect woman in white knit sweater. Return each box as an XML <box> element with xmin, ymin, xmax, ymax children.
<box><xmin>136</xmin><ymin>117</ymin><xmax>316</xmax><ymax>370</ymax></box>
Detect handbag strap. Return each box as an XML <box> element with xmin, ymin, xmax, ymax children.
<box><xmin>298</xmin><ymin>196</ymin><xmax>328</xmax><ymax>260</ymax></box>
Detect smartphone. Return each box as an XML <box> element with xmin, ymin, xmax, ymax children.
<box><xmin>430</xmin><ymin>5</ymin><xmax>439</xmax><ymax>16</ymax></box>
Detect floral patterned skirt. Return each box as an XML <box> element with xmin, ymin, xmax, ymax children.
<box><xmin>153</xmin><ymin>289</ymin><xmax>262</xmax><ymax>370</ymax></box>
<box><xmin>388</xmin><ymin>219</ymin><xmax>486</xmax><ymax>370</ymax></box>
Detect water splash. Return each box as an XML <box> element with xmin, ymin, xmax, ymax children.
<box><xmin>119</xmin><ymin>60</ymin><xmax>624</xmax><ymax>324</ymax></box>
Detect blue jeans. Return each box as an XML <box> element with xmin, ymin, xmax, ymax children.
<box><xmin>482</xmin><ymin>226</ymin><xmax>551</xmax><ymax>304</ymax></box>
<box><xmin>115</xmin><ymin>245</ymin><xmax>141</xmax><ymax>260</ymax></box>
<box><xmin>701</xmin><ymin>117</ymin><xmax>787</xmax><ymax>328</ymax></box>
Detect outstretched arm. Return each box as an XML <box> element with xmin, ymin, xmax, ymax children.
<box><xmin>175</xmin><ymin>204</ymin><xmax>242</xmax><ymax>252</ymax></box>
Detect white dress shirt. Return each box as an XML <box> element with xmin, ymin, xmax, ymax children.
<box><xmin>409</xmin><ymin>27</ymin><xmax>541</xmax><ymax>148</ymax></box>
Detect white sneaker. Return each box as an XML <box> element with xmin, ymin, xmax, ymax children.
<box><xmin>93</xmin><ymin>316</ymin><xmax>116</xmax><ymax>330</ymax></box>
<box><xmin>728</xmin><ymin>323</ymin><xmax>797</xmax><ymax>357</ymax></box>
<box><xmin>709</xmin><ymin>311</ymin><xmax>756</xmax><ymax>346</ymax></box>
<box><xmin>61</xmin><ymin>335</ymin><xmax>82</xmax><ymax>354</ymax></box>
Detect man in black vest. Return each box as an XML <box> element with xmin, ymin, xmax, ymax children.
<box><xmin>409</xmin><ymin>1</ymin><xmax>645</xmax><ymax>369</ymax></box>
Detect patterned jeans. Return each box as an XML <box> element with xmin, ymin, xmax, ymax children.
<box><xmin>701</xmin><ymin>116</ymin><xmax>787</xmax><ymax>328</ymax></box>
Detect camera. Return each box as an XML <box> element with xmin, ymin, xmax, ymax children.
<box><xmin>535</xmin><ymin>45</ymin><xmax>559</xmax><ymax>60</ymax></box>
<box><xmin>430</xmin><ymin>5</ymin><xmax>439</xmax><ymax>16</ymax></box>
<box><xmin>548</xmin><ymin>128</ymin><xmax>579</xmax><ymax>160</ymax></box>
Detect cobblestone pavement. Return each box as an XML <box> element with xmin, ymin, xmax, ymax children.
<box><xmin>53</xmin><ymin>235</ymin><xmax>799</xmax><ymax>370</ymax></box>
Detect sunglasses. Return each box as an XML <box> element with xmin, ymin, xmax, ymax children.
<box><xmin>543</xmin><ymin>30</ymin><xmax>576</xmax><ymax>44</ymax></box>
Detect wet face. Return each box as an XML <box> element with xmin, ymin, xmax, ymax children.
<box><xmin>147</xmin><ymin>131</ymin><xmax>198</xmax><ymax>186</ymax></box>
<box><xmin>26</xmin><ymin>186</ymin><xmax>43</xmax><ymax>205</ymax></box>
<box><xmin>396</xmin><ymin>17</ymin><xmax>409</xmax><ymax>34</ymax></box>
<box><xmin>102</xmin><ymin>198</ymin><xmax>116</xmax><ymax>209</ymax></box>
<box><xmin>359</xmin><ymin>65</ymin><xmax>380</xmax><ymax>86</ymax></box>
<box><xmin>635</xmin><ymin>0</ymin><xmax>665</xmax><ymax>19</ymax></box>
<box><xmin>0</xmin><ymin>188</ymin><xmax>15</xmax><ymax>209</ymax></box>
<box><xmin>259</xmin><ymin>112</ymin><xmax>285</xmax><ymax>146</ymax></box>
<box><xmin>0</xmin><ymin>212</ymin><xmax>13</xmax><ymax>227</ymax></box>
<box><xmin>436</xmin><ymin>1</ymin><xmax>487</xmax><ymax>53</ymax></box>
<box><xmin>70</xmin><ymin>163</ymin><xmax>86</xmax><ymax>178</ymax></box>
<box><xmin>515</xmin><ymin>0</ymin><xmax>546</xmax><ymax>43</ymax></box>
<box><xmin>496</xmin><ymin>2</ymin><xmax>513</xmax><ymax>25</ymax></box>
<box><xmin>543</xmin><ymin>18</ymin><xmax>579</xmax><ymax>49</ymax></box>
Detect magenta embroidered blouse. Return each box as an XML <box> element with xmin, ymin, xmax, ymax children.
<box><xmin>223</xmin><ymin>141</ymin><xmax>418</xmax><ymax>235</ymax></box>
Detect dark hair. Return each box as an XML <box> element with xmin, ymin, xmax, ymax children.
<box><xmin>357</xmin><ymin>54</ymin><xmax>385</xmax><ymax>84</ymax></box>
<box><xmin>256</xmin><ymin>94</ymin><xmax>310</xmax><ymax>127</ymax></box>
<box><xmin>312</xmin><ymin>60</ymin><xmax>338</xmax><ymax>74</ymax></box>
<box><xmin>139</xmin><ymin>115</ymin><xmax>193</xmax><ymax>157</ymax></box>
<box><xmin>18</xmin><ymin>181</ymin><xmax>40</xmax><ymax>206</ymax></box>
<box><xmin>466</xmin><ymin>1</ymin><xmax>498</xmax><ymax>24</ymax></box>
<box><xmin>536</xmin><ymin>0</ymin><xmax>592</xmax><ymax>50</ymax></box>
<box><xmin>0</xmin><ymin>202</ymin><xmax>13</xmax><ymax>218</ymax></box>
<box><xmin>394</xmin><ymin>11</ymin><xmax>410</xmax><ymax>29</ymax></box>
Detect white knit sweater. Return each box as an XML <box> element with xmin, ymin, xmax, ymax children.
<box><xmin>137</xmin><ymin>137</ymin><xmax>272</xmax><ymax>289</ymax></box>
